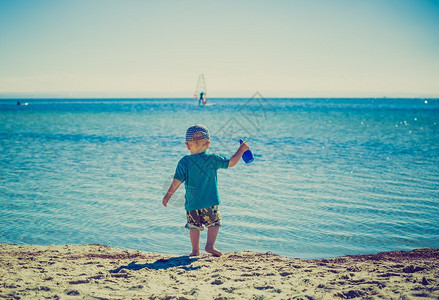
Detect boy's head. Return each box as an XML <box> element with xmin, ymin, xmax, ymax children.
<box><xmin>186</xmin><ymin>124</ymin><xmax>210</xmax><ymax>141</ymax></box>
<box><xmin>185</xmin><ymin>124</ymin><xmax>210</xmax><ymax>154</ymax></box>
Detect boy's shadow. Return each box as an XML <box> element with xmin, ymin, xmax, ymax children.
<box><xmin>110</xmin><ymin>256</ymin><xmax>201</xmax><ymax>273</ymax></box>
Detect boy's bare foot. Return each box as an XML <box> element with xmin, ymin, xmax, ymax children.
<box><xmin>205</xmin><ymin>247</ymin><xmax>222</xmax><ymax>257</ymax></box>
<box><xmin>189</xmin><ymin>250</ymin><xmax>200</xmax><ymax>257</ymax></box>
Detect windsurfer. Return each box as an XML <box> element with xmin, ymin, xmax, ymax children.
<box><xmin>199</xmin><ymin>92</ymin><xmax>204</xmax><ymax>105</ymax></box>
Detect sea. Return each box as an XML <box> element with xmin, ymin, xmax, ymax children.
<box><xmin>1</xmin><ymin>97</ymin><xmax>438</xmax><ymax>259</ymax></box>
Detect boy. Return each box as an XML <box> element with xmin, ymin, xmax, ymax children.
<box><xmin>162</xmin><ymin>124</ymin><xmax>250</xmax><ymax>257</ymax></box>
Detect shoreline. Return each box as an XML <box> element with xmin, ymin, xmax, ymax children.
<box><xmin>1</xmin><ymin>244</ymin><xmax>438</xmax><ymax>299</ymax></box>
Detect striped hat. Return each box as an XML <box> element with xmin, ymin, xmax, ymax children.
<box><xmin>186</xmin><ymin>124</ymin><xmax>210</xmax><ymax>141</ymax></box>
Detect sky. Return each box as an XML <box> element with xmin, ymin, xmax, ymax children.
<box><xmin>0</xmin><ymin>0</ymin><xmax>438</xmax><ymax>98</ymax></box>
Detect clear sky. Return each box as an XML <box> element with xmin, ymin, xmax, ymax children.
<box><xmin>1</xmin><ymin>0</ymin><xmax>438</xmax><ymax>98</ymax></box>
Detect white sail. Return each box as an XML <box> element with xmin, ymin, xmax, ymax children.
<box><xmin>194</xmin><ymin>74</ymin><xmax>207</xmax><ymax>105</ymax></box>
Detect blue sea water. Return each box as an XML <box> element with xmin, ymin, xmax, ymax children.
<box><xmin>1</xmin><ymin>97</ymin><xmax>438</xmax><ymax>259</ymax></box>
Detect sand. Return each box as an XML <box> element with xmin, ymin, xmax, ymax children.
<box><xmin>0</xmin><ymin>244</ymin><xmax>438</xmax><ymax>299</ymax></box>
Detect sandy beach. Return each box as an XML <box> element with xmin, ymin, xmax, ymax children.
<box><xmin>0</xmin><ymin>244</ymin><xmax>438</xmax><ymax>299</ymax></box>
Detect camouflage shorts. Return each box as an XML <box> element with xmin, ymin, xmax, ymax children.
<box><xmin>185</xmin><ymin>205</ymin><xmax>222</xmax><ymax>231</ymax></box>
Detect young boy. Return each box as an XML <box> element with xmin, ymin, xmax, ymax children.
<box><xmin>162</xmin><ymin>124</ymin><xmax>250</xmax><ymax>257</ymax></box>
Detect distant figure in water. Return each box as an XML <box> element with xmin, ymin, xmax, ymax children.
<box><xmin>199</xmin><ymin>92</ymin><xmax>204</xmax><ymax>105</ymax></box>
<box><xmin>17</xmin><ymin>101</ymin><xmax>20</xmax><ymax>105</ymax></box>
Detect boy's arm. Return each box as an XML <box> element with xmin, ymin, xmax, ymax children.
<box><xmin>228</xmin><ymin>141</ymin><xmax>250</xmax><ymax>168</ymax></box>
<box><xmin>162</xmin><ymin>178</ymin><xmax>183</xmax><ymax>207</ymax></box>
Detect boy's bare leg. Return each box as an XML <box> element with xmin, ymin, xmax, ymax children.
<box><xmin>189</xmin><ymin>230</ymin><xmax>201</xmax><ymax>256</ymax></box>
<box><xmin>205</xmin><ymin>226</ymin><xmax>222</xmax><ymax>257</ymax></box>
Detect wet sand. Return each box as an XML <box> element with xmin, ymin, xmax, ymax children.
<box><xmin>0</xmin><ymin>244</ymin><xmax>438</xmax><ymax>299</ymax></box>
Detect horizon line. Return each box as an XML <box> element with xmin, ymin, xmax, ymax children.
<box><xmin>1</xmin><ymin>96</ymin><xmax>438</xmax><ymax>100</ymax></box>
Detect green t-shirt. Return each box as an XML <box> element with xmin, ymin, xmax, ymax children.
<box><xmin>174</xmin><ymin>152</ymin><xmax>229</xmax><ymax>211</ymax></box>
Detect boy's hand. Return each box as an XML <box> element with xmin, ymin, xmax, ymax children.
<box><xmin>162</xmin><ymin>196</ymin><xmax>169</xmax><ymax>207</ymax></box>
<box><xmin>239</xmin><ymin>141</ymin><xmax>250</xmax><ymax>152</ymax></box>
<box><xmin>229</xmin><ymin>140</ymin><xmax>250</xmax><ymax>168</ymax></box>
